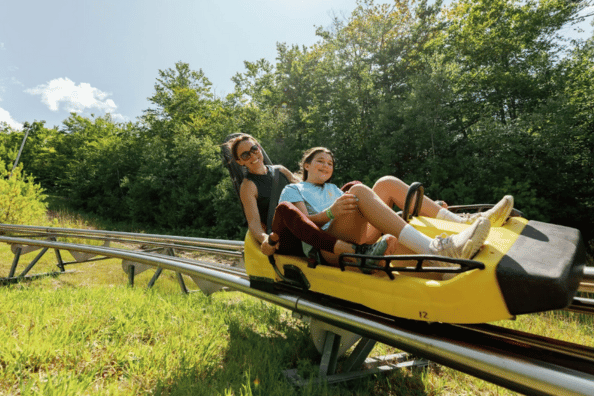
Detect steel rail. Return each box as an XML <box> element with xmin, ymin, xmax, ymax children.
<box><xmin>567</xmin><ymin>296</ymin><xmax>594</xmax><ymax>315</ymax></box>
<box><xmin>580</xmin><ymin>267</ymin><xmax>594</xmax><ymax>293</ymax></box>
<box><xmin>456</xmin><ymin>323</ymin><xmax>594</xmax><ymax>364</ymax></box>
<box><xmin>0</xmin><ymin>224</ymin><xmax>244</xmax><ymax>251</ymax></box>
<box><xmin>3</xmin><ymin>223</ymin><xmax>594</xmax><ymax>314</ymax></box>
<box><xmin>1</xmin><ymin>236</ymin><xmax>593</xmax><ymax>396</ymax></box>
<box><xmin>2</xmin><ymin>223</ymin><xmax>593</xmax><ymax>290</ymax></box>
<box><xmin>124</xmin><ymin>247</ymin><xmax>247</xmax><ymax>278</ymax></box>
<box><xmin>2</xmin><ymin>223</ymin><xmax>594</xmax><ymax>313</ymax></box>
<box><xmin>12</xmin><ymin>232</ymin><xmax>244</xmax><ymax>258</ymax></box>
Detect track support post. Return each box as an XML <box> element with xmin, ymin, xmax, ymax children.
<box><xmin>319</xmin><ymin>332</ymin><xmax>342</xmax><ymax>376</ymax></box>
<box><xmin>128</xmin><ymin>265</ymin><xmax>135</xmax><ymax>287</ymax></box>
<box><xmin>19</xmin><ymin>247</ymin><xmax>49</xmax><ymax>277</ymax></box>
<box><xmin>8</xmin><ymin>247</ymin><xmax>21</xmax><ymax>278</ymax></box>
<box><xmin>285</xmin><ymin>324</ymin><xmax>429</xmax><ymax>387</ymax></box>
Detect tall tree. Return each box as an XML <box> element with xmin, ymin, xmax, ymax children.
<box><xmin>441</xmin><ymin>0</ymin><xmax>589</xmax><ymax>128</ymax></box>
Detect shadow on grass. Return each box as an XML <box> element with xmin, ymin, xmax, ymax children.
<box><xmin>151</xmin><ymin>312</ymin><xmax>429</xmax><ymax>396</ymax></box>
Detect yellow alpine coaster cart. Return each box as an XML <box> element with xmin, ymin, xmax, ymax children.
<box><xmin>222</xmin><ymin>136</ymin><xmax>586</xmax><ymax>324</ymax></box>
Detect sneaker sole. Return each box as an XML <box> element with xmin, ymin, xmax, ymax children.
<box><xmin>461</xmin><ymin>218</ymin><xmax>491</xmax><ymax>259</ymax></box>
<box><xmin>488</xmin><ymin>196</ymin><xmax>514</xmax><ymax>227</ymax></box>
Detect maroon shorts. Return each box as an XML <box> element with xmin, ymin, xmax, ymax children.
<box><xmin>271</xmin><ymin>181</ymin><xmax>362</xmax><ymax>255</ymax></box>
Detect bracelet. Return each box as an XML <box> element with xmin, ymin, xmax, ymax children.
<box><xmin>325</xmin><ymin>208</ymin><xmax>335</xmax><ymax>220</ymax></box>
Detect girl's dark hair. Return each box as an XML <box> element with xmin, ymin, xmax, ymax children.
<box><xmin>224</xmin><ymin>133</ymin><xmax>258</xmax><ymax>162</ymax></box>
<box><xmin>298</xmin><ymin>147</ymin><xmax>335</xmax><ymax>183</ymax></box>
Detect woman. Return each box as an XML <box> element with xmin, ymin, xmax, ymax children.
<box><xmin>279</xmin><ymin>147</ymin><xmax>514</xmax><ymax>261</ymax></box>
<box><xmin>225</xmin><ymin>134</ymin><xmax>396</xmax><ymax>263</ymax></box>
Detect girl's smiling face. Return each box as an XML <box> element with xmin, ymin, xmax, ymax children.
<box><xmin>304</xmin><ymin>151</ymin><xmax>334</xmax><ymax>185</ymax></box>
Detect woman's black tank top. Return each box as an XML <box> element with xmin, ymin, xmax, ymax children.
<box><xmin>246</xmin><ymin>165</ymin><xmax>289</xmax><ymax>223</ymax></box>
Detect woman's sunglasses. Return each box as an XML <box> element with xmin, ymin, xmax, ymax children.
<box><xmin>239</xmin><ymin>144</ymin><xmax>260</xmax><ymax>161</ymax></box>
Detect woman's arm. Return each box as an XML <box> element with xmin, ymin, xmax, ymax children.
<box><xmin>279</xmin><ymin>166</ymin><xmax>300</xmax><ymax>183</ymax></box>
<box><xmin>239</xmin><ymin>180</ymin><xmax>268</xmax><ymax>244</ymax></box>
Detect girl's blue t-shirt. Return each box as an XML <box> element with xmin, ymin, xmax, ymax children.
<box><xmin>279</xmin><ymin>182</ymin><xmax>343</xmax><ymax>230</ymax></box>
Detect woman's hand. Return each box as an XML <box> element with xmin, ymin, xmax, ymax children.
<box><xmin>260</xmin><ymin>233</ymin><xmax>280</xmax><ymax>256</ymax></box>
<box><xmin>330</xmin><ymin>193</ymin><xmax>359</xmax><ymax>218</ymax></box>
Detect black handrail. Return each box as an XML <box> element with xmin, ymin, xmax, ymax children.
<box><xmin>338</xmin><ymin>253</ymin><xmax>485</xmax><ymax>280</ymax></box>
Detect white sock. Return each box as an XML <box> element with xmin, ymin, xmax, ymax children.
<box><xmin>398</xmin><ymin>224</ymin><xmax>433</xmax><ymax>254</ymax></box>
<box><xmin>436</xmin><ymin>208</ymin><xmax>463</xmax><ymax>223</ymax></box>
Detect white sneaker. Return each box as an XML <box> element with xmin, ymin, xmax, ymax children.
<box><xmin>460</xmin><ymin>195</ymin><xmax>514</xmax><ymax>227</ymax></box>
<box><xmin>430</xmin><ymin>217</ymin><xmax>490</xmax><ymax>260</ymax></box>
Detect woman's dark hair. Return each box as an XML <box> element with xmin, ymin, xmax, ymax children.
<box><xmin>224</xmin><ymin>133</ymin><xmax>258</xmax><ymax>161</ymax></box>
<box><xmin>299</xmin><ymin>147</ymin><xmax>335</xmax><ymax>183</ymax></box>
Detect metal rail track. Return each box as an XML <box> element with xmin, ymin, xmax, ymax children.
<box><xmin>2</xmin><ymin>224</ymin><xmax>593</xmax><ymax>306</ymax></box>
<box><xmin>1</xmin><ymin>234</ymin><xmax>594</xmax><ymax>395</ymax></box>
<box><xmin>0</xmin><ymin>224</ymin><xmax>244</xmax><ymax>251</ymax></box>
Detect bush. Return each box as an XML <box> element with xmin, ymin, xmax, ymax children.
<box><xmin>0</xmin><ymin>162</ymin><xmax>47</xmax><ymax>225</ymax></box>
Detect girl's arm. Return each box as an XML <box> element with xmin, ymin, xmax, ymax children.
<box><xmin>292</xmin><ymin>201</ymin><xmax>332</xmax><ymax>227</ymax></box>
<box><xmin>239</xmin><ymin>180</ymin><xmax>268</xmax><ymax>244</ymax></box>
<box><xmin>292</xmin><ymin>193</ymin><xmax>359</xmax><ymax>225</ymax></box>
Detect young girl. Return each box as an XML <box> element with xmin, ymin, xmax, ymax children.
<box><xmin>279</xmin><ymin>147</ymin><xmax>514</xmax><ymax>262</ymax></box>
<box><xmin>226</xmin><ymin>134</ymin><xmax>396</xmax><ymax>263</ymax></box>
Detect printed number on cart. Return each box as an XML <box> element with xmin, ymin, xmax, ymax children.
<box><xmin>419</xmin><ymin>311</ymin><xmax>428</xmax><ymax>319</ymax></box>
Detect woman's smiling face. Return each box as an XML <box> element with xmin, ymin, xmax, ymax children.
<box><xmin>236</xmin><ymin>139</ymin><xmax>265</xmax><ymax>172</ymax></box>
<box><xmin>304</xmin><ymin>151</ymin><xmax>334</xmax><ymax>184</ymax></box>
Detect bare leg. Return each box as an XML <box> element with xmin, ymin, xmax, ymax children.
<box><xmin>357</xmin><ymin>176</ymin><xmax>444</xmax><ymax>244</ymax></box>
<box><xmin>320</xmin><ymin>240</ymin><xmax>356</xmax><ymax>265</ymax></box>
<box><xmin>372</xmin><ymin>176</ymin><xmax>514</xmax><ymax>227</ymax></box>
<box><xmin>328</xmin><ymin>183</ymin><xmax>409</xmax><ymax>243</ymax></box>
<box><xmin>330</xmin><ymin>181</ymin><xmax>491</xmax><ymax>262</ymax></box>
<box><xmin>372</xmin><ymin>176</ymin><xmax>443</xmax><ymax>217</ymax></box>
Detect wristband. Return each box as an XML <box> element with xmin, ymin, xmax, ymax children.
<box><xmin>325</xmin><ymin>208</ymin><xmax>335</xmax><ymax>220</ymax></box>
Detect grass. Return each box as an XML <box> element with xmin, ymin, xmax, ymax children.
<box><xmin>0</xmin><ymin>205</ymin><xmax>593</xmax><ymax>395</ymax></box>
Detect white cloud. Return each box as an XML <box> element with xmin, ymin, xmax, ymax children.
<box><xmin>109</xmin><ymin>113</ymin><xmax>129</xmax><ymax>123</ymax></box>
<box><xmin>25</xmin><ymin>77</ymin><xmax>122</xmax><ymax>117</ymax></box>
<box><xmin>0</xmin><ymin>107</ymin><xmax>23</xmax><ymax>130</ymax></box>
<box><xmin>0</xmin><ymin>77</ymin><xmax>24</xmax><ymax>102</ymax></box>
<box><xmin>0</xmin><ymin>43</ymin><xmax>5</xmax><ymax>50</ymax></box>
<box><xmin>10</xmin><ymin>77</ymin><xmax>23</xmax><ymax>86</ymax></box>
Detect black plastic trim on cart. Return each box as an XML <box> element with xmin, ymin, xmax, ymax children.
<box><xmin>338</xmin><ymin>254</ymin><xmax>485</xmax><ymax>280</ymax></box>
<box><xmin>496</xmin><ymin>220</ymin><xmax>586</xmax><ymax>315</ymax></box>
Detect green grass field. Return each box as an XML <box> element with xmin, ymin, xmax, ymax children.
<box><xmin>0</xmin><ymin>209</ymin><xmax>592</xmax><ymax>395</ymax></box>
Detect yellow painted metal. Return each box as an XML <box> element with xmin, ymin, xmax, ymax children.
<box><xmin>243</xmin><ymin>231</ymin><xmax>279</xmax><ymax>281</ymax></box>
<box><xmin>244</xmin><ymin>217</ymin><xmax>530</xmax><ymax>324</ymax></box>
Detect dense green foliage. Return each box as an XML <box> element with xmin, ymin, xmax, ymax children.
<box><xmin>0</xmin><ymin>0</ymin><xmax>592</xmax><ymax>240</ymax></box>
<box><xmin>0</xmin><ymin>161</ymin><xmax>46</xmax><ymax>225</ymax></box>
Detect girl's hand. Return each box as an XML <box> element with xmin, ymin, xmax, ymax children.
<box><xmin>330</xmin><ymin>193</ymin><xmax>359</xmax><ymax>218</ymax></box>
<box><xmin>435</xmin><ymin>200</ymin><xmax>448</xmax><ymax>209</ymax></box>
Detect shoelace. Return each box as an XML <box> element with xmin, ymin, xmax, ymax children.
<box><xmin>431</xmin><ymin>233</ymin><xmax>460</xmax><ymax>258</ymax></box>
<box><xmin>354</xmin><ymin>237</ymin><xmax>388</xmax><ymax>268</ymax></box>
<box><xmin>458</xmin><ymin>212</ymin><xmax>481</xmax><ymax>224</ymax></box>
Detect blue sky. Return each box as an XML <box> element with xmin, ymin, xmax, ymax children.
<box><xmin>1</xmin><ymin>0</ymin><xmax>592</xmax><ymax>130</ymax></box>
